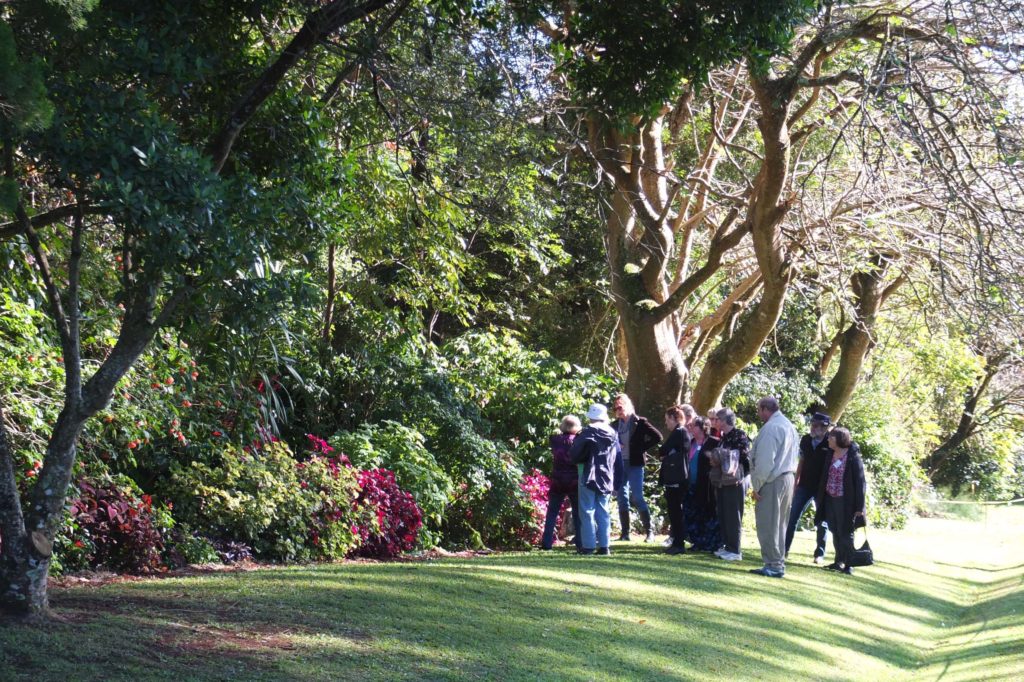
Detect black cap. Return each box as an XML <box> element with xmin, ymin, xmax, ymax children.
<box><xmin>811</xmin><ymin>412</ymin><xmax>832</xmax><ymax>426</ymax></box>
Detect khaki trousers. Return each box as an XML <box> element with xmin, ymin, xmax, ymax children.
<box><xmin>755</xmin><ymin>473</ymin><xmax>795</xmax><ymax>571</ymax></box>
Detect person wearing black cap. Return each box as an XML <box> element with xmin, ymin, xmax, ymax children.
<box><xmin>784</xmin><ymin>412</ymin><xmax>833</xmax><ymax>563</ymax></box>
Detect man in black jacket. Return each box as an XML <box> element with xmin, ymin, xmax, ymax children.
<box><xmin>785</xmin><ymin>412</ymin><xmax>832</xmax><ymax>563</ymax></box>
<box><xmin>611</xmin><ymin>393</ymin><xmax>663</xmax><ymax>542</ymax></box>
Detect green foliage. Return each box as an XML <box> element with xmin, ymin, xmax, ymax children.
<box><xmin>837</xmin><ymin>386</ymin><xmax>916</xmax><ymax>529</ymax></box>
<box><xmin>440</xmin><ymin>330</ymin><xmax>617</xmax><ymax>463</ymax></box>
<box><xmin>933</xmin><ymin>428</ymin><xmax>1022</xmax><ymax>499</ymax></box>
<box><xmin>516</xmin><ymin>0</ymin><xmax>819</xmax><ymax>117</ymax></box>
<box><xmin>333</xmin><ymin>420</ymin><xmax>453</xmax><ymax>541</ymax></box>
<box><xmin>0</xmin><ymin>21</ymin><xmax>54</xmax><ymax>140</ymax></box>
<box><xmin>166</xmin><ymin>441</ymin><xmax>362</xmax><ymax>562</ymax></box>
<box><xmin>170</xmin><ymin>528</ymin><xmax>220</xmax><ymax>565</ymax></box>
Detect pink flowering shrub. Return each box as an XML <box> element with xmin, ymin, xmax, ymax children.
<box><xmin>349</xmin><ymin>468</ymin><xmax>423</xmax><ymax>559</ymax></box>
<box><xmin>519</xmin><ymin>469</ymin><xmax>549</xmax><ymax>546</ymax></box>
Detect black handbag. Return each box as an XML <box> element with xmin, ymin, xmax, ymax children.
<box><xmin>847</xmin><ymin>526</ymin><xmax>874</xmax><ymax>567</ymax></box>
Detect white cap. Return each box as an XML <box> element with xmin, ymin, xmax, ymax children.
<box><xmin>587</xmin><ymin>403</ymin><xmax>609</xmax><ymax>421</ymax></box>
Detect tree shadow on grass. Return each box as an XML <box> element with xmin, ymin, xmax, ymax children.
<box><xmin>5</xmin><ymin>546</ymin><xmax>976</xmax><ymax>682</ymax></box>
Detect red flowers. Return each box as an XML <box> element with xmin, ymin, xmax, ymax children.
<box><xmin>305</xmin><ymin>434</ymin><xmax>334</xmax><ymax>454</ymax></box>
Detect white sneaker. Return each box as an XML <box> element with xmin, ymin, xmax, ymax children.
<box><xmin>813</xmin><ymin>555</ymin><xmax>825</xmax><ymax>565</ymax></box>
<box><xmin>720</xmin><ymin>552</ymin><xmax>743</xmax><ymax>561</ymax></box>
<box><xmin>662</xmin><ymin>536</ymin><xmax>674</xmax><ymax>547</ymax></box>
<box><xmin>713</xmin><ymin>546</ymin><xmax>728</xmax><ymax>557</ymax></box>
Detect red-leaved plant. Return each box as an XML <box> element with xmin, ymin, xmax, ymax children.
<box><xmin>518</xmin><ymin>469</ymin><xmax>549</xmax><ymax>546</ymax></box>
<box><xmin>68</xmin><ymin>479</ymin><xmax>165</xmax><ymax>573</ymax></box>
<box><xmin>349</xmin><ymin>468</ymin><xmax>423</xmax><ymax>559</ymax></box>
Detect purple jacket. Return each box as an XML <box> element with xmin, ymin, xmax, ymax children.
<box><xmin>549</xmin><ymin>433</ymin><xmax>579</xmax><ymax>495</ymax></box>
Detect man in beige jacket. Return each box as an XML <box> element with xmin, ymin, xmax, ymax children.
<box><xmin>748</xmin><ymin>396</ymin><xmax>799</xmax><ymax>578</ymax></box>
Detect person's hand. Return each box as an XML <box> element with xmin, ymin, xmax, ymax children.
<box><xmin>751</xmin><ymin>489</ymin><xmax>761</xmax><ymax>501</ymax></box>
<box><xmin>854</xmin><ymin>511</ymin><xmax>865</xmax><ymax>518</ymax></box>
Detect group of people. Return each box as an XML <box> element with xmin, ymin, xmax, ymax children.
<box><xmin>541</xmin><ymin>394</ymin><xmax>868</xmax><ymax>577</ymax></box>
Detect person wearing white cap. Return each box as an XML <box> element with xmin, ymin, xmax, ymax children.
<box><xmin>569</xmin><ymin>403</ymin><xmax>621</xmax><ymax>555</ymax></box>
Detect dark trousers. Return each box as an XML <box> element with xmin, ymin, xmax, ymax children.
<box><xmin>824</xmin><ymin>495</ymin><xmax>855</xmax><ymax>565</ymax></box>
<box><xmin>542</xmin><ymin>489</ymin><xmax>581</xmax><ymax>549</ymax></box>
<box><xmin>716</xmin><ymin>483</ymin><xmax>745</xmax><ymax>554</ymax></box>
<box><xmin>664</xmin><ymin>485</ymin><xmax>685</xmax><ymax>548</ymax></box>
<box><xmin>785</xmin><ymin>485</ymin><xmax>828</xmax><ymax>557</ymax></box>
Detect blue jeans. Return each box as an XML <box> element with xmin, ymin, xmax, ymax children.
<box><xmin>785</xmin><ymin>485</ymin><xmax>828</xmax><ymax>557</ymax></box>
<box><xmin>578</xmin><ymin>482</ymin><xmax>611</xmax><ymax>550</ymax></box>
<box><xmin>616</xmin><ymin>465</ymin><xmax>650</xmax><ymax>514</ymax></box>
<box><xmin>541</xmin><ymin>490</ymin><xmax>581</xmax><ymax>549</ymax></box>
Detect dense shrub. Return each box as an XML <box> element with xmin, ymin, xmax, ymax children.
<box><xmin>837</xmin><ymin>393</ymin><xmax>916</xmax><ymax>529</ymax></box>
<box><xmin>333</xmin><ymin>421</ymin><xmax>453</xmax><ymax>544</ymax></box>
<box><xmin>67</xmin><ymin>478</ymin><xmax>168</xmax><ymax>573</ymax></box>
<box><xmin>167</xmin><ymin>440</ymin><xmax>362</xmax><ymax>561</ymax></box>
<box><xmin>441</xmin><ymin>443</ymin><xmax>540</xmax><ymax>550</ymax></box>
<box><xmin>350</xmin><ymin>468</ymin><xmax>423</xmax><ymax>559</ymax></box>
<box><xmin>167</xmin><ymin>527</ymin><xmax>221</xmax><ymax>565</ymax></box>
<box><xmin>441</xmin><ymin>330</ymin><xmax>617</xmax><ymax>465</ymax></box>
<box><xmin>859</xmin><ymin>440</ymin><xmax>914</xmax><ymax>529</ymax></box>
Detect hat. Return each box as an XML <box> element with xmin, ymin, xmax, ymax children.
<box><xmin>587</xmin><ymin>404</ymin><xmax>609</xmax><ymax>422</ymax></box>
<box><xmin>810</xmin><ymin>412</ymin><xmax>832</xmax><ymax>425</ymax></box>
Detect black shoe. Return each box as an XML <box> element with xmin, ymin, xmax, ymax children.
<box><xmin>665</xmin><ymin>546</ymin><xmax>686</xmax><ymax>555</ymax></box>
<box><xmin>639</xmin><ymin>510</ymin><xmax>654</xmax><ymax>542</ymax></box>
<box><xmin>539</xmin><ymin>546</ymin><xmax>553</xmax><ymax>551</ymax></box>
<box><xmin>596</xmin><ymin>547</ymin><xmax>611</xmax><ymax>556</ymax></box>
<box><xmin>618</xmin><ymin>508</ymin><xmax>631</xmax><ymax>541</ymax></box>
<box><xmin>841</xmin><ymin>565</ymin><xmax>853</xmax><ymax>575</ymax></box>
<box><xmin>578</xmin><ymin>548</ymin><xmax>595</xmax><ymax>555</ymax></box>
<box><xmin>823</xmin><ymin>562</ymin><xmax>842</xmax><ymax>571</ymax></box>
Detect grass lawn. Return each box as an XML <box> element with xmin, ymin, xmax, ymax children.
<box><xmin>2</xmin><ymin>507</ymin><xmax>1022</xmax><ymax>681</ymax></box>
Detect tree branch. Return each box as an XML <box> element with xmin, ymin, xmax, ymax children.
<box><xmin>0</xmin><ymin>203</ymin><xmax>105</xmax><ymax>242</ymax></box>
<box><xmin>208</xmin><ymin>0</ymin><xmax>395</xmax><ymax>173</ymax></box>
<box><xmin>646</xmin><ymin>210</ymin><xmax>747</xmax><ymax>324</ymax></box>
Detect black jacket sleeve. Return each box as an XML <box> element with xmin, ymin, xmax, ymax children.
<box><xmin>851</xmin><ymin>452</ymin><xmax>867</xmax><ymax>520</ymax></box>
<box><xmin>636</xmin><ymin>417</ymin><xmax>663</xmax><ymax>453</ymax></box>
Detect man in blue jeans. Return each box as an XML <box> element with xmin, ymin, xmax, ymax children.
<box><xmin>785</xmin><ymin>412</ymin><xmax>832</xmax><ymax>563</ymax></box>
<box><xmin>570</xmin><ymin>404</ymin><xmax>621</xmax><ymax>555</ymax></box>
<box><xmin>610</xmin><ymin>394</ymin><xmax>662</xmax><ymax>542</ymax></box>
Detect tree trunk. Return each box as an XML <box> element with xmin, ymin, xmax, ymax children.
<box><xmin>620</xmin><ymin>312</ymin><xmax>687</xmax><ymax>419</ymax></box>
<box><xmin>928</xmin><ymin>361</ymin><xmax>1000</xmax><ymax>475</ymax></box>
<box><xmin>0</xmin><ymin>401</ymin><xmax>86</xmax><ymax>616</ymax></box>
<box><xmin>691</xmin><ymin>279</ymin><xmax>790</xmax><ymax>412</ymax></box>
<box><xmin>822</xmin><ymin>258</ymin><xmax>904</xmax><ymax>421</ymax></box>
<box><xmin>0</xmin><ymin>543</ymin><xmax>53</xmax><ymax>619</ymax></box>
<box><xmin>689</xmin><ymin>73</ymin><xmax>794</xmax><ymax>413</ymax></box>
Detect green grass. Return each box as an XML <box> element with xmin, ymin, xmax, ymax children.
<box><xmin>2</xmin><ymin>507</ymin><xmax>1022</xmax><ymax>681</ymax></box>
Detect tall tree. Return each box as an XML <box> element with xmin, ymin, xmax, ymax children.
<box><xmin>0</xmin><ymin>0</ymin><xmax>408</xmax><ymax>617</ymax></box>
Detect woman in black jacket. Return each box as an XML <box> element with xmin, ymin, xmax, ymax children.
<box><xmin>683</xmin><ymin>417</ymin><xmax>720</xmax><ymax>552</ymax></box>
<box><xmin>814</xmin><ymin>427</ymin><xmax>867</xmax><ymax>575</ymax></box>
<box><xmin>659</xmin><ymin>406</ymin><xmax>691</xmax><ymax>555</ymax></box>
